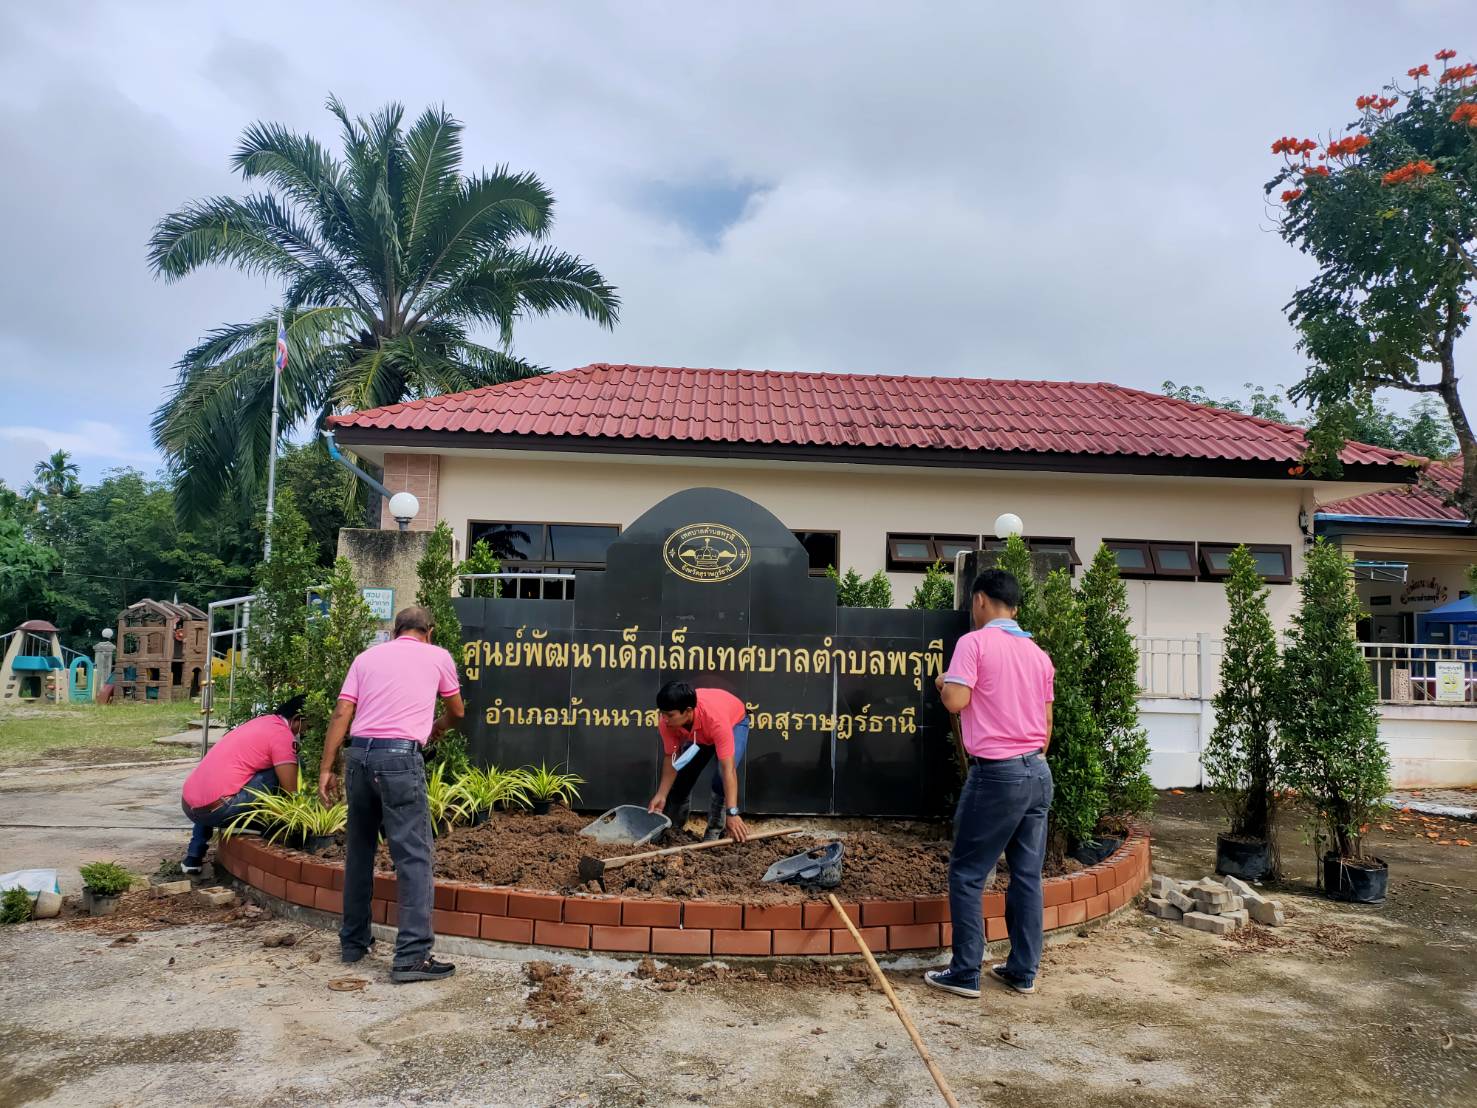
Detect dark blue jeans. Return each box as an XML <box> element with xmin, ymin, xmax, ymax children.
<box><xmin>340</xmin><ymin>745</ymin><xmax>435</xmax><ymax>969</ymax></box>
<box><xmin>667</xmin><ymin>719</ymin><xmax>749</xmax><ymax>820</ymax></box>
<box><xmin>947</xmin><ymin>751</ymin><xmax>1054</xmax><ymax>986</ymax></box>
<box><xmin>183</xmin><ymin>767</ymin><xmax>281</xmax><ymax>866</ymax></box>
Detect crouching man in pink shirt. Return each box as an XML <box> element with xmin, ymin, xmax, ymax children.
<box><xmin>319</xmin><ymin>606</ymin><xmax>464</xmax><ymax>984</ymax></box>
<box><xmin>925</xmin><ymin>569</ymin><xmax>1055</xmax><ymax>1000</ymax></box>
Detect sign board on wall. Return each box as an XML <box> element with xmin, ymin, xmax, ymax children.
<box><xmin>1434</xmin><ymin>661</ymin><xmax>1467</xmax><ymax>702</ymax></box>
<box><xmin>361</xmin><ymin>588</ymin><xmax>395</xmax><ymax>621</ymax></box>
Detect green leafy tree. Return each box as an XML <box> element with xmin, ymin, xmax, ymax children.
<box><xmin>1204</xmin><ymin>546</ymin><xmax>1284</xmax><ymax>856</ymax></box>
<box><xmin>28</xmin><ymin>450</ymin><xmax>81</xmax><ymax>500</ymax></box>
<box><xmin>826</xmin><ymin>566</ymin><xmax>893</xmax><ymax>607</ymax></box>
<box><xmin>1034</xmin><ymin>569</ymin><xmax>1107</xmax><ymax>858</ymax></box>
<box><xmin>907</xmin><ymin>561</ymin><xmax>956</xmax><ymax>610</ymax></box>
<box><xmin>990</xmin><ymin>534</ymin><xmax>1041</xmax><ymax>632</ymax></box>
<box><xmin>0</xmin><ymin>516</ymin><xmax>58</xmax><ymax>632</ymax></box>
<box><xmin>1161</xmin><ymin>381</ymin><xmax>1295</xmax><ymax>423</ymax></box>
<box><xmin>149</xmin><ymin>97</ymin><xmax>621</xmax><ymax>520</ymax></box>
<box><xmin>416</xmin><ymin>521</ymin><xmax>469</xmax><ymax>775</ymax></box>
<box><xmin>298</xmin><ymin>557</ymin><xmax>376</xmax><ymax>777</ymax></box>
<box><xmin>1079</xmin><ymin>545</ymin><xmax>1154</xmax><ymax>821</ymax></box>
<box><xmin>457</xmin><ymin>538</ymin><xmax>502</xmax><ymax>598</ymax></box>
<box><xmin>1280</xmin><ymin>539</ymin><xmax>1388</xmax><ymax>862</ymax></box>
<box><xmin>1266</xmin><ymin>50</ymin><xmax>1477</xmax><ymax>514</ymax></box>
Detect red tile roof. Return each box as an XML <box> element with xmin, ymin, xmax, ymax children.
<box><xmin>1320</xmin><ymin>460</ymin><xmax>1467</xmax><ymax>523</ymax></box>
<box><xmin>329</xmin><ymin>364</ymin><xmax>1411</xmax><ymax>471</ymax></box>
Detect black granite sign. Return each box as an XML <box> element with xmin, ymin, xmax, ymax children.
<box><xmin>453</xmin><ymin>487</ymin><xmax>968</xmax><ymax>816</ymax></box>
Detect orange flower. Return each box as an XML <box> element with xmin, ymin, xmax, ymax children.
<box><xmin>1436</xmin><ymin>48</ymin><xmax>1458</xmax><ymax>61</ymax></box>
<box><xmin>1452</xmin><ymin>102</ymin><xmax>1477</xmax><ymax>126</ymax></box>
<box><xmin>1326</xmin><ymin>135</ymin><xmax>1370</xmax><ymax>158</ymax></box>
<box><xmin>1355</xmin><ymin>93</ymin><xmax>1377</xmax><ymax>110</ymax></box>
<box><xmin>1304</xmin><ymin>165</ymin><xmax>1330</xmax><ymax>178</ymax></box>
<box><xmin>1408</xmin><ymin>64</ymin><xmax>1430</xmax><ymax>78</ymax></box>
<box><xmin>1382</xmin><ymin>159</ymin><xmax>1437</xmax><ymax>186</ymax></box>
<box><xmin>1439</xmin><ymin>63</ymin><xmax>1477</xmax><ymax>84</ymax></box>
<box><xmin>1281</xmin><ymin>188</ymin><xmax>1304</xmax><ymax>202</ymax></box>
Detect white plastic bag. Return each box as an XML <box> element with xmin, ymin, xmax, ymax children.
<box><xmin>0</xmin><ymin>869</ymin><xmax>61</xmax><ymax>896</ymax></box>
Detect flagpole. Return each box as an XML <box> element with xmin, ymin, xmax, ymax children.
<box><xmin>263</xmin><ymin>313</ymin><xmax>285</xmax><ymax>560</ymax></box>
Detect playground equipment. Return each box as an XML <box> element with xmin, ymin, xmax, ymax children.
<box><xmin>0</xmin><ymin>620</ymin><xmax>92</xmax><ymax>703</ymax></box>
<box><xmin>114</xmin><ymin>600</ymin><xmax>208</xmax><ymax>702</ymax></box>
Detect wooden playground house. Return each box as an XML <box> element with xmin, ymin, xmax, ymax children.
<box><xmin>114</xmin><ymin>600</ymin><xmax>208</xmax><ymax>702</ymax></box>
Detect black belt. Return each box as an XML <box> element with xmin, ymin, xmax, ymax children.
<box><xmin>968</xmin><ymin>751</ymin><xmax>1044</xmax><ymax>767</ymax></box>
<box><xmin>348</xmin><ymin>737</ymin><xmax>422</xmax><ymax>753</ymax></box>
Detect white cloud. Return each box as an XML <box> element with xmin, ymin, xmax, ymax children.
<box><xmin>0</xmin><ymin>422</ymin><xmax>155</xmax><ymax>487</ymax></box>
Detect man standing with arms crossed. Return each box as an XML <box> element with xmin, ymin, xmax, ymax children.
<box><xmin>319</xmin><ymin>606</ymin><xmax>464</xmax><ymax>983</ymax></box>
<box><xmin>925</xmin><ymin>569</ymin><xmax>1055</xmax><ymax>999</ymax></box>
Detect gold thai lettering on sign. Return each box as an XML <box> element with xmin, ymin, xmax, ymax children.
<box><xmin>663</xmin><ymin>522</ymin><xmax>752</xmax><ymax>584</ymax></box>
<box><xmin>483</xmin><ymin>698</ymin><xmax>918</xmax><ymax>739</ymax></box>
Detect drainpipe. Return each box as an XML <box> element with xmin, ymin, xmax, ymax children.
<box><xmin>321</xmin><ymin>431</ymin><xmax>421</xmax><ymax>531</ymax></box>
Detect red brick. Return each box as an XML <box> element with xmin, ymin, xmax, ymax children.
<box><xmin>373</xmin><ymin>899</ymin><xmax>388</xmax><ymax>924</ymax></box>
<box><xmin>622</xmin><ymin>900</ymin><xmax>681</xmax><ymax>928</ymax></box>
<box><xmin>651</xmin><ymin>928</ymin><xmax>711</xmax><ymax>956</ymax></box>
<box><xmin>860</xmin><ymin>900</ymin><xmax>914</xmax><ymax>928</ymax></box>
<box><xmin>714</xmin><ymin>929</ymin><xmax>771</xmax><ymax>956</ymax></box>
<box><xmin>301</xmin><ymin>860</ymin><xmax>335</xmax><ymax>888</ymax></box>
<box><xmin>564</xmin><ymin>897</ymin><xmax>623</xmax><ymax>926</ymax></box>
<box><xmin>986</xmin><ymin>916</ymin><xmax>1007</xmax><ymax>942</ymax></box>
<box><xmin>888</xmin><ymin>923</ymin><xmax>942</xmax><ymax>951</ymax></box>
<box><xmin>232</xmin><ymin>838</ymin><xmax>263</xmax><ymax>868</ymax></box>
<box><xmin>591</xmin><ymin>925</ymin><xmax>649</xmax><ymax>953</ymax></box>
<box><xmin>802</xmin><ymin>901</ymin><xmax>860</xmax><ymax>930</ymax></box>
<box><xmin>773</xmin><ymin>929</ymin><xmax>831</xmax><ymax>955</ymax></box>
<box><xmin>433</xmin><ymin>909</ymin><xmax>480</xmax><ymax>938</ymax></box>
<box><xmin>1043</xmin><ymin>880</ymin><xmax>1071</xmax><ymax>908</ymax></box>
<box><xmin>245</xmin><ymin>864</ymin><xmax>267</xmax><ymax>891</ymax></box>
<box><xmin>385</xmin><ymin>900</ymin><xmax>398</xmax><ymax>927</ymax></box>
<box><xmin>1058</xmin><ymin>899</ymin><xmax>1087</xmax><ymax>927</ymax></box>
<box><xmin>1069</xmin><ymin>873</ymin><xmax>1096</xmax><ymax>901</ymax></box>
<box><xmin>457</xmin><ymin>887</ymin><xmax>509</xmax><ymax>916</ymax></box>
<box><xmin>536</xmin><ymin>920</ymin><xmax>592</xmax><ymax>950</ymax></box>
<box><xmin>314</xmin><ymin>886</ymin><xmax>343</xmax><ymax>914</ymax></box>
<box><xmin>982</xmin><ymin>891</ymin><xmax>1006</xmax><ymax>917</ymax></box>
<box><xmin>684</xmin><ymin>901</ymin><xmax>743</xmax><ymax>930</ymax></box>
<box><xmin>1093</xmin><ymin>868</ymin><xmax>1117</xmax><ymax>897</ymax></box>
<box><xmin>330</xmin><ymin>864</ymin><xmax>344</xmax><ymax>891</ymax></box>
<box><xmin>508</xmin><ymin>892</ymin><xmax>563</xmax><ymax>921</ymax></box>
<box><xmin>266</xmin><ymin>852</ymin><xmax>302</xmax><ymax>884</ymax></box>
<box><xmin>912</xmin><ymin>897</ymin><xmax>950</xmax><ymax>924</ymax></box>
<box><xmin>481</xmin><ymin>914</ymin><xmax>533</xmax><ymax>944</ymax></box>
<box><xmin>1042</xmin><ymin>905</ymin><xmax>1060</xmax><ymax>931</ymax></box>
<box><xmin>373</xmin><ymin>873</ymin><xmax>397</xmax><ymax>901</ymax></box>
<box><xmin>1108</xmin><ymin>885</ymin><xmax>1129</xmax><ymax>912</ymax></box>
<box><xmin>259</xmin><ymin>870</ymin><xmax>287</xmax><ymax>901</ymax></box>
<box><xmin>285</xmin><ymin>880</ymin><xmax>315</xmax><ymax>907</ymax></box>
<box><xmin>745</xmin><ymin>904</ymin><xmax>802</xmax><ymax>930</ymax></box>
<box><xmin>830</xmin><ymin>926</ymin><xmax>887</xmax><ymax>955</ymax></box>
<box><xmin>941</xmin><ymin>923</ymin><xmax>953</xmax><ymax>947</ymax></box>
<box><xmin>434</xmin><ymin>883</ymin><xmax>457</xmax><ymax>911</ymax></box>
<box><xmin>1085</xmin><ymin>892</ymin><xmax>1109</xmax><ymax>920</ymax></box>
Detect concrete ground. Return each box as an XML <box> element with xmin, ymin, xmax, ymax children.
<box><xmin>1</xmin><ymin>764</ymin><xmax>1474</xmax><ymax>1107</ymax></box>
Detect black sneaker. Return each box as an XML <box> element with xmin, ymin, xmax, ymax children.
<box><xmin>923</xmin><ymin>969</ymin><xmax>981</xmax><ymax>999</ymax></box>
<box><xmin>181</xmin><ymin>860</ymin><xmax>204</xmax><ymax>876</ymax></box>
<box><xmin>391</xmin><ymin>956</ymin><xmax>456</xmax><ymax>983</ymax></box>
<box><xmin>340</xmin><ymin>943</ymin><xmax>373</xmax><ymax>964</ymax></box>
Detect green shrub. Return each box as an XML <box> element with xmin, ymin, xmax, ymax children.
<box><xmin>425</xmin><ymin>762</ymin><xmax>472</xmax><ymax>833</ymax></box>
<box><xmin>513</xmin><ymin>763</ymin><xmax>585</xmax><ymax>806</ymax></box>
<box><xmin>907</xmin><ymin>561</ymin><xmax>956</xmax><ymax>610</ymax></box>
<box><xmin>79</xmin><ymin>862</ymin><xmax>134</xmax><ymax>897</ymax></box>
<box><xmin>826</xmin><ymin>566</ymin><xmax>893</xmax><ymax>607</ymax></box>
<box><xmin>223</xmin><ymin>784</ymin><xmax>347</xmax><ymax>844</ymax></box>
<box><xmin>300</xmin><ymin>557</ymin><xmax>377</xmax><ymax>778</ymax></box>
<box><xmin>458</xmin><ymin>538</ymin><xmax>503</xmax><ymax>598</ymax></box>
<box><xmin>459</xmin><ymin>765</ymin><xmax>530</xmax><ymax>814</ymax></box>
<box><xmin>0</xmin><ymin>887</ymin><xmax>33</xmax><ymax>924</ymax></box>
<box><xmin>991</xmin><ymin>535</ymin><xmax>1041</xmax><ymax>632</ymax></box>
<box><xmin>418</xmin><ymin>521</ymin><xmax>472</xmax><ymax>776</ymax></box>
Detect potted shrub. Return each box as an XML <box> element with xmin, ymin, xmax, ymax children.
<box><xmin>224</xmin><ymin>785</ymin><xmax>347</xmax><ymax>853</ymax></box>
<box><xmin>1203</xmin><ymin>545</ymin><xmax>1284</xmax><ymax>880</ymax></box>
<box><xmin>1</xmin><ymin>887</ymin><xmax>34</xmax><ymax>925</ymax></box>
<box><xmin>425</xmin><ymin>762</ymin><xmax>472</xmax><ymax>836</ymax></box>
<box><xmin>1280</xmin><ymin>539</ymin><xmax>1390</xmax><ymax>903</ymax></box>
<box><xmin>514</xmin><ymin>763</ymin><xmax>584</xmax><ymax>815</ymax></box>
<box><xmin>459</xmin><ymin>766</ymin><xmax>528</xmax><ymax>825</ymax></box>
<box><xmin>79</xmin><ymin>861</ymin><xmax>134</xmax><ymax>917</ymax></box>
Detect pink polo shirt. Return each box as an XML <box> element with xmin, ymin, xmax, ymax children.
<box><xmin>182</xmin><ymin>714</ymin><xmax>297</xmax><ymax>808</ymax></box>
<box><xmin>943</xmin><ymin>626</ymin><xmax>1055</xmax><ymax>759</ymax></box>
<box><xmin>339</xmin><ymin>636</ymin><xmax>462</xmax><ymax>742</ymax></box>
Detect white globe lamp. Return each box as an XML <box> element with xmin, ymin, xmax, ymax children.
<box><xmin>102</xmin><ymin>628</ymin><xmax>114</xmax><ymax>640</ymax></box>
<box><xmin>993</xmin><ymin>512</ymin><xmax>1024</xmax><ymax>540</ymax></box>
<box><xmin>388</xmin><ymin>491</ymin><xmax>420</xmax><ymax>532</ymax></box>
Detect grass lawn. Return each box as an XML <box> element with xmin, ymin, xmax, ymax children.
<box><xmin>0</xmin><ymin>701</ymin><xmax>200</xmax><ymax>768</ymax></box>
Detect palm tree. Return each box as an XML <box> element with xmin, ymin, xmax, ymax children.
<box><xmin>149</xmin><ymin>97</ymin><xmax>619</xmax><ymax>519</ymax></box>
<box><xmin>29</xmin><ymin>450</ymin><xmax>80</xmax><ymax>500</ymax></box>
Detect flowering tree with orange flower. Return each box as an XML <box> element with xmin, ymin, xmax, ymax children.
<box><xmin>1268</xmin><ymin>48</ymin><xmax>1477</xmax><ymax>516</ymax></box>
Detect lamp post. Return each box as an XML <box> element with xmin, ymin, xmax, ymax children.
<box><xmin>993</xmin><ymin>513</ymin><xmax>1024</xmax><ymax>540</ymax></box>
<box><xmin>388</xmin><ymin>492</ymin><xmax>420</xmax><ymax>532</ymax></box>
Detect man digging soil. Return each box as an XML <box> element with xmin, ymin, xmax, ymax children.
<box><xmin>647</xmin><ymin>681</ymin><xmax>750</xmax><ymax>843</ymax></box>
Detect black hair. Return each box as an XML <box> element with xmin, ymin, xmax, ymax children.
<box><xmin>273</xmin><ymin>693</ymin><xmax>307</xmax><ymax>721</ymax></box>
<box><xmin>655</xmin><ymin>680</ymin><xmax>698</xmax><ymax>712</ymax></box>
<box><xmin>971</xmin><ymin>569</ymin><xmax>1021</xmax><ymax>609</ymax></box>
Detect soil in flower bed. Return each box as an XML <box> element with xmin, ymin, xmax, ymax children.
<box><xmin>318</xmin><ymin>808</ymin><xmax>1081</xmax><ymax>903</ymax></box>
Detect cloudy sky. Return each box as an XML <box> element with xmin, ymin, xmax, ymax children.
<box><xmin>1</xmin><ymin>1</ymin><xmax>1472</xmax><ymax>487</ymax></box>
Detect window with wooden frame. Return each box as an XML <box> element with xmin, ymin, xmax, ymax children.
<box><xmin>886</xmin><ymin>533</ymin><xmax>978</xmax><ymax>572</ymax></box>
<box><xmin>1103</xmin><ymin>539</ymin><xmax>1198</xmax><ymax>580</ymax></box>
<box><xmin>791</xmin><ymin>531</ymin><xmax>840</xmax><ymax>577</ymax></box>
<box><xmin>466</xmin><ymin>520</ymin><xmax>621</xmax><ymax>599</ymax></box>
<box><xmin>1197</xmin><ymin>543</ymin><xmax>1293</xmax><ymax>584</ymax></box>
<box><xmin>979</xmin><ymin>536</ymin><xmax>1082</xmax><ymax>577</ymax></box>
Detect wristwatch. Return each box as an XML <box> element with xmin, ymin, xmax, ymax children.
<box><xmin>726</xmin><ymin>806</ymin><xmax>740</xmax><ymax>818</ymax></box>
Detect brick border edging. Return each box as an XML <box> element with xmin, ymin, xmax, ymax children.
<box><xmin>217</xmin><ymin>828</ymin><xmax>1151</xmax><ymax>958</ymax></box>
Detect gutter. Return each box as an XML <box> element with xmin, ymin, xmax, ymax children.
<box><xmin>1314</xmin><ymin>513</ymin><xmax>1471</xmax><ymax>528</ymax></box>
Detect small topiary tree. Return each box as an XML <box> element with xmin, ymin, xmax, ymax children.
<box><xmin>1280</xmin><ymin>539</ymin><xmax>1388</xmax><ymax>865</ymax></box>
<box><xmin>1204</xmin><ymin>545</ymin><xmax>1284</xmax><ymax>860</ymax></box>
<box><xmin>826</xmin><ymin>566</ymin><xmax>893</xmax><ymax>607</ymax></box>
<box><xmin>1034</xmin><ymin>568</ymin><xmax>1107</xmax><ymax>860</ymax></box>
<box><xmin>299</xmin><ymin>558</ymin><xmax>377</xmax><ymax>778</ymax></box>
<box><xmin>417</xmin><ymin>521</ymin><xmax>470</xmax><ymax>776</ymax></box>
<box><xmin>907</xmin><ymin>561</ymin><xmax>956</xmax><ymax>610</ymax></box>
<box><xmin>991</xmin><ymin>534</ymin><xmax>1041</xmax><ymax>632</ymax></box>
<box><xmin>1079</xmin><ymin>544</ymin><xmax>1154</xmax><ymax>823</ymax></box>
<box><xmin>458</xmin><ymin>538</ymin><xmax>502</xmax><ymax>598</ymax></box>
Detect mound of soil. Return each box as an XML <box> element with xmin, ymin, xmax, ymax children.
<box><xmin>634</xmin><ymin>955</ymin><xmax>872</xmax><ymax>991</ymax></box>
<box><xmin>524</xmin><ymin>960</ymin><xmax>587</xmax><ymax>1026</ymax></box>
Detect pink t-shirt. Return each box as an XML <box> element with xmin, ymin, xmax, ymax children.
<box><xmin>943</xmin><ymin>626</ymin><xmax>1055</xmax><ymax>759</ymax></box>
<box><xmin>658</xmin><ymin>688</ymin><xmax>746</xmax><ymax>760</ymax></box>
<box><xmin>339</xmin><ymin>636</ymin><xmax>462</xmax><ymax>741</ymax></box>
<box><xmin>182</xmin><ymin>714</ymin><xmax>297</xmax><ymax>808</ymax></box>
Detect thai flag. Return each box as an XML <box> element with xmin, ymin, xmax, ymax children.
<box><xmin>274</xmin><ymin>319</ymin><xmax>289</xmax><ymax>375</ymax></box>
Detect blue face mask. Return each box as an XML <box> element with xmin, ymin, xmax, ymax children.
<box><xmin>985</xmin><ymin>617</ymin><xmax>1033</xmax><ymax>638</ymax></box>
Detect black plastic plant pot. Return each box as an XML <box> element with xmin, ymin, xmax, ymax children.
<box><xmin>305</xmin><ymin>834</ymin><xmax>334</xmax><ymax>854</ymax></box>
<box><xmin>470</xmin><ymin>809</ymin><xmax>490</xmax><ymax>827</ymax></box>
<box><xmin>1070</xmin><ymin>836</ymin><xmax>1122</xmax><ymax>867</ymax></box>
<box><xmin>1216</xmin><ymin>833</ymin><xmax>1275</xmax><ymax>881</ymax></box>
<box><xmin>1323</xmin><ymin>853</ymin><xmax>1388</xmax><ymax>904</ymax></box>
<box><xmin>82</xmin><ymin>889</ymin><xmax>120</xmax><ymax>917</ymax></box>
<box><xmin>530</xmin><ymin>799</ymin><xmax>553</xmax><ymax>816</ymax></box>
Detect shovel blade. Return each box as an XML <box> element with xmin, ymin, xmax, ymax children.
<box><xmin>577</xmin><ymin>855</ymin><xmax>607</xmax><ymax>890</ymax></box>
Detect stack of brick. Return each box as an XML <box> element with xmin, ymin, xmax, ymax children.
<box><xmin>1143</xmin><ymin>873</ymin><xmax>1284</xmax><ymax>934</ymax></box>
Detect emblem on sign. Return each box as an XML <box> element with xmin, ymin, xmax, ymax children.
<box><xmin>663</xmin><ymin>523</ymin><xmax>752</xmax><ymax>583</ymax></box>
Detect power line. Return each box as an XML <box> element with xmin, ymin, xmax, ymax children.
<box><xmin>46</xmin><ymin>569</ymin><xmax>252</xmax><ymax>592</ymax></box>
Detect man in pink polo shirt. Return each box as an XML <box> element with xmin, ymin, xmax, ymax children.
<box><xmin>925</xmin><ymin>569</ymin><xmax>1055</xmax><ymax>1001</ymax></box>
<box><xmin>319</xmin><ymin>606</ymin><xmax>464</xmax><ymax>984</ymax></box>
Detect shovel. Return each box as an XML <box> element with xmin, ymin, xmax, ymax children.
<box><xmin>579</xmin><ymin>804</ymin><xmax>672</xmax><ymax>847</ymax></box>
<box><xmin>577</xmin><ymin>826</ymin><xmax>804</xmax><ymax>890</ymax></box>
<box><xmin>762</xmin><ymin>841</ymin><xmax>844</xmax><ymax>887</ymax></box>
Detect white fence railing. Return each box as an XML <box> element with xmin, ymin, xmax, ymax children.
<box><xmin>1136</xmin><ymin>636</ymin><xmax>1222</xmax><ymax>700</ymax></box>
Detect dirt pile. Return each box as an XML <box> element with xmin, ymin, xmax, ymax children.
<box><xmin>62</xmin><ymin>890</ymin><xmax>265</xmax><ymax>936</ymax></box>
<box><xmin>633</xmin><ymin>955</ymin><xmax>872</xmax><ymax>991</ymax></box>
<box><xmin>524</xmin><ymin>960</ymin><xmax>588</xmax><ymax>1027</ymax></box>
